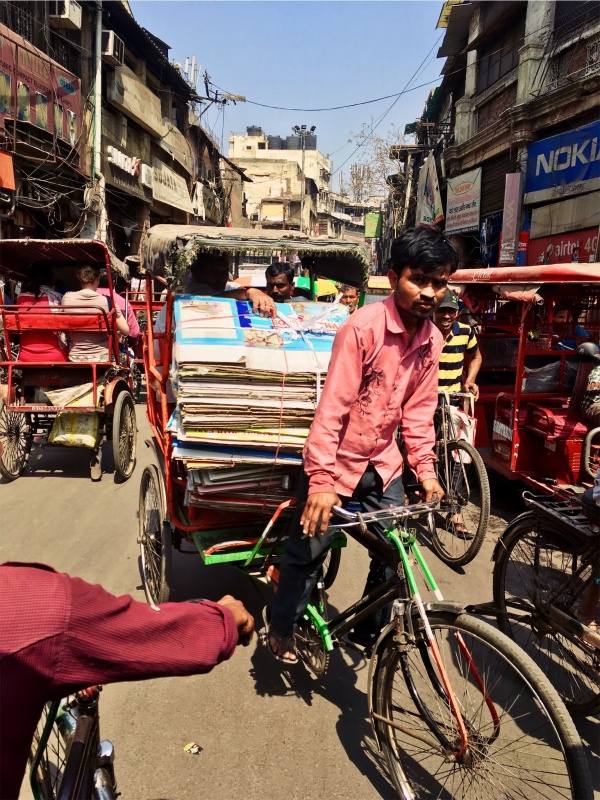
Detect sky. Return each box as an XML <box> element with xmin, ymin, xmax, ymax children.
<box><xmin>130</xmin><ymin>1</ymin><xmax>447</xmax><ymax>192</ymax></box>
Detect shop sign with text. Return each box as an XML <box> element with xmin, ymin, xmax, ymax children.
<box><xmin>499</xmin><ymin>173</ymin><xmax>523</xmax><ymax>265</ymax></box>
<box><xmin>524</xmin><ymin>121</ymin><xmax>600</xmax><ymax>204</ymax></box>
<box><xmin>104</xmin><ymin>141</ymin><xmax>150</xmax><ymax>202</ymax></box>
<box><xmin>527</xmin><ymin>227</ymin><xmax>598</xmax><ymax>266</ymax></box>
<box><xmin>0</xmin><ymin>24</ymin><xmax>80</xmax><ymax>147</ymax></box>
<box><xmin>152</xmin><ymin>158</ymin><xmax>193</xmax><ymax>213</ymax></box>
<box><xmin>445</xmin><ymin>169</ymin><xmax>481</xmax><ymax>234</ymax></box>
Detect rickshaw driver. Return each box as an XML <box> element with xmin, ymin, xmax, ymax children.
<box><xmin>268</xmin><ymin>227</ymin><xmax>458</xmax><ymax>664</ymax></box>
<box><xmin>154</xmin><ymin>251</ymin><xmax>276</xmax><ymax>336</ymax></box>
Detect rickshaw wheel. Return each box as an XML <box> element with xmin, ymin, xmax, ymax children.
<box><xmin>139</xmin><ymin>463</ymin><xmax>173</xmax><ymax>604</ymax></box>
<box><xmin>112</xmin><ymin>391</ymin><xmax>137</xmax><ymax>481</ymax></box>
<box><xmin>0</xmin><ymin>407</ymin><xmax>32</xmax><ymax>482</ymax></box>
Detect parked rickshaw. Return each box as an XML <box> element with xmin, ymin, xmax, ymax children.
<box><xmin>0</xmin><ymin>239</ymin><xmax>137</xmax><ymax>482</ymax></box>
<box><xmin>450</xmin><ymin>263</ymin><xmax>600</xmax><ymax>492</ymax></box>
<box><xmin>137</xmin><ymin>225</ymin><xmax>370</xmax><ymax>603</ymax></box>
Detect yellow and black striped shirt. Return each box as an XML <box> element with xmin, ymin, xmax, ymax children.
<box><xmin>438</xmin><ymin>321</ymin><xmax>479</xmax><ymax>393</ymax></box>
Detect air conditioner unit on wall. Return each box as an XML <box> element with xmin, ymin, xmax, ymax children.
<box><xmin>48</xmin><ymin>0</ymin><xmax>82</xmax><ymax>30</ymax></box>
<box><xmin>102</xmin><ymin>30</ymin><xmax>125</xmax><ymax>67</ymax></box>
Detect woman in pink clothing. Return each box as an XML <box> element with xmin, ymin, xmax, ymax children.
<box><xmin>15</xmin><ymin>263</ymin><xmax>67</xmax><ymax>363</ymax></box>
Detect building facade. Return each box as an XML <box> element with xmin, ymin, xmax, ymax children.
<box><xmin>384</xmin><ymin>0</ymin><xmax>600</xmax><ymax>268</ymax></box>
<box><xmin>0</xmin><ymin>0</ymin><xmax>235</xmax><ymax>261</ymax></box>
<box><xmin>228</xmin><ymin>126</ymin><xmax>332</xmax><ymax>235</ymax></box>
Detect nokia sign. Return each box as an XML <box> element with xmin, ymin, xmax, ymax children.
<box><xmin>524</xmin><ymin>121</ymin><xmax>600</xmax><ymax>204</ymax></box>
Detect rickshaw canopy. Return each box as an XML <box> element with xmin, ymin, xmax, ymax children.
<box><xmin>138</xmin><ymin>224</ymin><xmax>371</xmax><ymax>288</ymax></box>
<box><xmin>0</xmin><ymin>238</ymin><xmax>128</xmax><ymax>280</ymax></box>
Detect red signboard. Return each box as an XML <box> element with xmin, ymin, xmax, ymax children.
<box><xmin>527</xmin><ymin>228</ymin><xmax>599</xmax><ymax>265</ymax></box>
<box><xmin>0</xmin><ymin>23</ymin><xmax>80</xmax><ymax>147</ymax></box>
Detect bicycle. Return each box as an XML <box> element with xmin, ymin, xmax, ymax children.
<box><xmin>492</xmin><ymin>490</ymin><xmax>600</xmax><ymax>716</ymax></box>
<box><xmin>430</xmin><ymin>391</ymin><xmax>490</xmax><ymax>566</ymax></box>
<box><xmin>29</xmin><ymin>686</ymin><xmax>117</xmax><ymax>800</ymax></box>
<box><xmin>273</xmin><ymin>498</ymin><xmax>593</xmax><ymax>799</ymax></box>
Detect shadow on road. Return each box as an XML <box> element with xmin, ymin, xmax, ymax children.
<box><xmin>248</xmin><ymin>620</ymin><xmax>395</xmax><ymax>799</ymax></box>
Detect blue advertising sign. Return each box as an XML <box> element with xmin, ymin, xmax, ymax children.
<box><xmin>524</xmin><ymin>121</ymin><xmax>600</xmax><ymax>204</ymax></box>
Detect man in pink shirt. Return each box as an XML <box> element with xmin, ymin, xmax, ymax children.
<box><xmin>268</xmin><ymin>227</ymin><xmax>458</xmax><ymax>663</ymax></box>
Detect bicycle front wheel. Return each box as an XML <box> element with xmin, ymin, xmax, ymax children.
<box><xmin>432</xmin><ymin>439</ymin><xmax>490</xmax><ymax>566</ymax></box>
<box><xmin>372</xmin><ymin>611</ymin><xmax>592</xmax><ymax>799</ymax></box>
<box><xmin>493</xmin><ymin>518</ymin><xmax>600</xmax><ymax>716</ymax></box>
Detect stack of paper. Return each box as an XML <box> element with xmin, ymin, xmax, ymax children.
<box><xmin>168</xmin><ymin>296</ymin><xmax>347</xmax><ymax>513</ymax></box>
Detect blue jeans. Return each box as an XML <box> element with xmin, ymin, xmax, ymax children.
<box><xmin>270</xmin><ymin>464</ymin><xmax>405</xmax><ymax>642</ymax></box>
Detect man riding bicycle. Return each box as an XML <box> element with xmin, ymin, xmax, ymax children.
<box><xmin>267</xmin><ymin>226</ymin><xmax>459</xmax><ymax>663</ymax></box>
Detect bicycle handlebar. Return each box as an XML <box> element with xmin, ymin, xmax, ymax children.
<box><xmin>330</xmin><ymin>495</ymin><xmax>438</xmax><ymax>528</ymax></box>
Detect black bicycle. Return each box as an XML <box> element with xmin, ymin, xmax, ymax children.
<box><xmin>266</xmin><ymin>498</ymin><xmax>593</xmax><ymax>799</ymax></box>
<box><xmin>431</xmin><ymin>392</ymin><xmax>490</xmax><ymax>566</ymax></box>
<box><xmin>493</xmin><ymin>490</ymin><xmax>600</xmax><ymax>716</ymax></box>
<box><xmin>29</xmin><ymin>686</ymin><xmax>117</xmax><ymax>800</ymax></box>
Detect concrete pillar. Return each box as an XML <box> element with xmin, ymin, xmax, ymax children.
<box><xmin>517</xmin><ymin>0</ymin><xmax>556</xmax><ymax>103</ymax></box>
<box><xmin>454</xmin><ymin>96</ymin><xmax>475</xmax><ymax>145</ymax></box>
<box><xmin>454</xmin><ymin>6</ymin><xmax>480</xmax><ymax>146</ymax></box>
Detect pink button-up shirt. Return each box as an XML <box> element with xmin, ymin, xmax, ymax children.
<box><xmin>304</xmin><ymin>293</ymin><xmax>442</xmax><ymax>497</ymax></box>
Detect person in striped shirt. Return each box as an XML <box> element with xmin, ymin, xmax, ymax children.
<box><xmin>434</xmin><ymin>290</ymin><xmax>482</xmax><ymax>400</ymax></box>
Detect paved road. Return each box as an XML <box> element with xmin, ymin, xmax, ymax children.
<box><xmin>2</xmin><ymin>407</ymin><xmax>598</xmax><ymax>799</ymax></box>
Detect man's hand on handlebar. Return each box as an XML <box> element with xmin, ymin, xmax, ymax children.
<box><xmin>217</xmin><ymin>595</ymin><xmax>255</xmax><ymax>644</ymax></box>
<box><xmin>301</xmin><ymin>491</ymin><xmax>341</xmax><ymax>537</ymax></box>
<box><xmin>419</xmin><ymin>478</ymin><xmax>444</xmax><ymax>503</ymax></box>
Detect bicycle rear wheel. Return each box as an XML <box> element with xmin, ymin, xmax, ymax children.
<box><xmin>493</xmin><ymin>518</ymin><xmax>600</xmax><ymax>716</ymax></box>
<box><xmin>372</xmin><ymin>610</ymin><xmax>592</xmax><ymax>799</ymax></box>
<box><xmin>432</xmin><ymin>440</ymin><xmax>490</xmax><ymax>566</ymax></box>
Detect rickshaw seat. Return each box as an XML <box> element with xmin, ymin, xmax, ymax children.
<box><xmin>525</xmin><ymin>406</ymin><xmax>588</xmax><ymax>441</ymax></box>
<box><xmin>2</xmin><ymin>309</ymin><xmax>112</xmax><ymax>332</ymax></box>
<box><xmin>525</xmin><ymin>362</ymin><xmax>594</xmax><ymax>441</ymax></box>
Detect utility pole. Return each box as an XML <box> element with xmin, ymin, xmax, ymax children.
<box><xmin>93</xmin><ymin>1</ymin><xmax>107</xmax><ymax>242</ymax></box>
<box><xmin>292</xmin><ymin>125</ymin><xmax>315</xmax><ymax>233</ymax></box>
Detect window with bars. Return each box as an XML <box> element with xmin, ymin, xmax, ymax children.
<box><xmin>554</xmin><ymin>1</ymin><xmax>600</xmax><ymax>42</ymax></box>
<box><xmin>476</xmin><ymin>19</ymin><xmax>525</xmax><ymax>94</ymax></box>
<box><xmin>0</xmin><ymin>2</ymin><xmax>33</xmax><ymax>42</ymax></box>
<box><xmin>586</xmin><ymin>35</ymin><xmax>600</xmax><ymax>75</ymax></box>
<box><xmin>49</xmin><ymin>30</ymin><xmax>81</xmax><ymax>76</ymax></box>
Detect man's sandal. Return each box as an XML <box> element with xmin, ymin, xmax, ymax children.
<box><xmin>268</xmin><ymin>631</ymin><xmax>298</xmax><ymax>665</ymax></box>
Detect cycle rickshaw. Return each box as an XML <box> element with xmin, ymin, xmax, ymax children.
<box><xmin>131</xmin><ymin>227</ymin><xmax>594</xmax><ymax>799</ymax></box>
<box><xmin>0</xmin><ymin>238</ymin><xmax>137</xmax><ymax>482</ymax></box>
<box><xmin>450</xmin><ymin>262</ymin><xmax>600</xmax><ymax>493</ymax></box>
<box><xmin>136</xmin><ymin>225</ymin><xmax>372</xmax><ymax>604</ymax></box>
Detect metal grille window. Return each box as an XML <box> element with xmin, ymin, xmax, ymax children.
<box><xmin>49</xmin><ymin>30</ymin><xmax>81</xmax><ymax>76</ymax></box>
<box><xmin>548</xmin><ymin>58</ymin><xmax>560</xmax><ymax>91</ymax></box>
<box><xmin>0</xmin><ymin>2</ymin><xmax>33</xmax><ymax>42</ymax></box>
<box><xmin>554</xmin><ymin>1</ymin><xmax>600</xmax><ymax>42</ymax></box>
<box><xmin>586</xmin><ymin>35</ymin><xmax>600</xmax><ymax>75</ymax></box>
<box><xmin>476</xmin><ymin>20</ymin><xmax>525</xmax><ymax>94</ymax></box>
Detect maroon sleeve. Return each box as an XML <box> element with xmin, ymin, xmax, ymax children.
<box><xmin>52</xmin><ymin>575</ymin><xmax>239</xmax><ymax>693</ymax></box>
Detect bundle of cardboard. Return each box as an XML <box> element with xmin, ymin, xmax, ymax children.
<box><xmin>167</xmin><ymin>296</ymin><xmax>348</xmax><ymax>512</ymax></box>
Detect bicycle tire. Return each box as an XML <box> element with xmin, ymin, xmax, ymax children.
<box><xmin>432</xmin><ymin>439</ymin><xmax>490</xmax><ymax>566</ymax></box>
<box><xmin>372</xmin><ymin>610</ymin><xmax>593</xmax><ymax>799</ymax></box>
<box><xmin>493</xmin><ymin>517</ymin><xmax>600</xmax><ymax>716</ymax></box>
<box><xmin>322</xmin><ymin>546</ymin><xmax>341</xmax><ymax>590</ymax></box>
<box><xmin>139</xmin><ymin>464</ymin><xmax>173</xmax><ymax>604</ymax></box>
